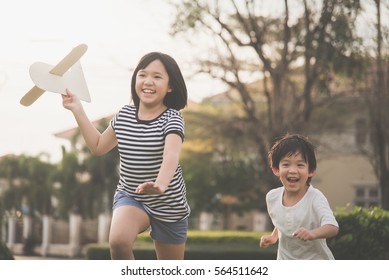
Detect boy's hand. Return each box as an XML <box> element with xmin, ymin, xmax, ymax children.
<box><xmin>260</xmin><ymin>235</ymin><xmax>277</xmax><ymax>248</ymax></box>
<box><xmin>292</xmin><ymin>228</ymin><xmax>315</xmax><ymax>241</ymax></box>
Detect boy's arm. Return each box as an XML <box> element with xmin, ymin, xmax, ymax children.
<box><xmin>293</xmin><ymin>224</ymin><xmax>338</xmax><ymax>241</ymax></box>
<box><xmin>271</xmin><ymin>227</ymin><xmax>279</xmax><ymax>239</ymax></box>
<box><xmin>260</xmin><ymin>227</ymin><xmax>279</xmax><ymax>248</ymax></box>
<box><xmin>311</xmin><ymin>224</ymin><xmax>339</xmax><ymax>239</ymax></box>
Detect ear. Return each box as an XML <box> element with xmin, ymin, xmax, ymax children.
<box><xmin>271</xmin><ymin>167</ymin><xmax>280</xmax><ymax>176</ymax></box>
<box><xmin>309</xmin><ymin>169</ymin><xmax>316</xmax><ymax>177</ymax></box>
<box><xmin>167</xmin><ymin>85</ymin><xmax>173</xmax><ymax>93</ymax></box>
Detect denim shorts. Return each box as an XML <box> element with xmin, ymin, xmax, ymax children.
<box><xmin>113</xmin><ymin>191</ymin><xmax>188</xmax><ymax>244</ymax></box>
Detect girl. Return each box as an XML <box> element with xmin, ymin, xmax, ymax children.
<box><xmin>62</xmin><ymin>52</ymin><xmax>190</xmax><ymax>260</ymax></box>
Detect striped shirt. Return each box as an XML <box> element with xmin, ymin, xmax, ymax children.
<box><xmin>110</xmin><ymin>105</ymin><xmax>190</xmax><ymax>222</ymax></box>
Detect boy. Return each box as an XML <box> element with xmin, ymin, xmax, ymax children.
<box><xmin>260</xmin><ymin>134</ymin><xmax>339</xmax><ymax>259</ymax></box>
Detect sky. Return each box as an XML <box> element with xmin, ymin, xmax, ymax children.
<box><xmin>0</xmin><ymin>0</ymin><xmax>223</xmax><ymax>162</ymax></box>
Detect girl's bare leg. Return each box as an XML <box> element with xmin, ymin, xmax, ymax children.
<box><xmin>154</xmin><ymin>241</ymin><xmax>185</xmax><ymax>260</ymax></box>
<box><xmin>109</xmin><ymin>206</ymin><xmax>150</xmax><ymax>259</ymax></box>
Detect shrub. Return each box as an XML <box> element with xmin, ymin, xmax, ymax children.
<box><xmin>0</xmin><ymin>242</ymin><xmax>14</xmax><ymax>260</ymax></box>
<box><xmin>85</xmin><ymin>231</ymin><xmax>277</xmax><ymax>260</ymax></box>
<box><xmin>86</xmin><ymin>208</ymin><xmax>389</xmax><ymax>260</ymax></box>
<box><xmin>328</xmin><ymin>207</ymin><xmax>389</xmax><ymax>260</ymax></box>
<box><xmin>85</xmin><ymin>243</ymin><xmax>111</xmax><ymax>260</ymax></box>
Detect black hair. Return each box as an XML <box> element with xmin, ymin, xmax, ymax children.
<box><xmin>268</xmin><ymin>134</ymin><xmax>317</xmax><ymax>185</ymax></box>
<box><xmin>130</xmin><ymin>52</ymin><xmax>188</xmax><ymax>110</ymax></box>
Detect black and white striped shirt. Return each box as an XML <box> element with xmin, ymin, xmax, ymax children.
<box><xmin>110</xmin><ymin>105</ymin><xmax>190</xmax><ymax>222</ymax></box>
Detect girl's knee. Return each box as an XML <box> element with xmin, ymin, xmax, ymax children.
<box><xmin>109</xmin><ymin>235</ymin><xmax>134</xmax><ymax>251</ymax></box>
<box><xmin>109</xmin><ymin>237</ymin><xmax>135</xmax><ymax>259</ymax></box>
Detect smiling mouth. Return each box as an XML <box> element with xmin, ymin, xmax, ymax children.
<box><xmin>142</xmin><ymin>89</ymin><xmax>156</xmax><ymax>94</ymax></box>
<box><xmin>287</xmin><ymin>177</ymin><xmax>299</xmax><ymax>183</ymax></box>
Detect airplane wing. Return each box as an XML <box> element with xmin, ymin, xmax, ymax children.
<box><xmin>20</xmin><ymin>44</ymin><xmax>88</xmax><ymax>106</ymax></box>
<box><xmin>49</xmin><ymin>44</ymin><xmax>88</xmax><ymax>76</ymax></box>
<box><xmin>19</xmin><ymin>86</ymin><xmax>45</xmax><ymax>106</ymax></box>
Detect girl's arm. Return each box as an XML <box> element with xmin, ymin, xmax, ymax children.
<box><xmin>62</xmin><ymin>89</ymin><xmax>117</xmax><ymax>155</ymax></box>
<box><xmin>136</xmin><ymin>133</ymin><xmax>182</xmax><ymax>194</ymax></box>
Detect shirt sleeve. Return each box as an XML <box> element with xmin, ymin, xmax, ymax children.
<box><xmin>314</xmin><ymin>191</ymin><xmax>339</xmax><ymax>228</ymax></box>
<box><xmin>110</xmin><ymin>107</ymin><xmax>124</xmax><ymax>130</ymax></box>
<box><xmin>164</xmin><ymin>113</ymin><xmax>185</xmax><ymax>142</ymax></box>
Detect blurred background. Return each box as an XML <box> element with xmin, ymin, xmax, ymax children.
<box><xmin>1</xmin><ymin>0</ymin><xmax>388</xmax><ymax>259</ymax></box>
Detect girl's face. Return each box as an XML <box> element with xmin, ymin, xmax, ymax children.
<box><xmin>272</xmin><ymin>152</ymin><xmax>315</xmax><ymax>195</ymax></box>
<box><xmin>135</xmin><ymin>59</ymin><xmax>171</xmax><ymax>108</ymax></box>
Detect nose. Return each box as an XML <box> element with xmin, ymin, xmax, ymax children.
<box><xmin>289</xmin><ymin>165</ymin><xmax>298</xmax><ymax>173</ymax></box>
<box><xmin>144</xmin><ymin>77</ymin><xmax>153</xmax><ymax>85</ymax></box>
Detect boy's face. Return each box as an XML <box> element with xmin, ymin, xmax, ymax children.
<box><xmin>272</xmin><ymin>152</ymin><xmax>316</xmax><ymax>193</ymax></box>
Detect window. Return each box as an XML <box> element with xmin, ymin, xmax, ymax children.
<box><xmin>369</xmin><ymin>189</ymin><xmax>379</xmax><ymax>198</ymax></box>
<box><xmin>353</xmin><ymin>183</ymin><xmax>380</xmax><ymax>208</ymax></box>
<box><xmin>355</xmin><ymin>188</ymin><xmax>365</xmax><ymax>198</ymax></box>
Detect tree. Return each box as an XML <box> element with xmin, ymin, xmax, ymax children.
<box><xmin>54</xmin><ymin>118</ymin><xmax>120</xmax><ymax>219</ymax></box>
<box><xmin>0</xmin><ymin>155</ymin><xmax>55</xmax><ymax>216</ymax></box>
<box><xmin>182</xmin><ymin>106</ymin><xmax>265</xmax><ymax>215</ymax></box>
<box><xmin>171</xmin><ymin>0</ymin><xmax>363</xmax><ymax>195</ymax></box>
<box><xmin>363</xmin><ymin>0</ymin><xmax>389</xmax><ymax>209</ymax></box>
<box><xmin>55</xmin><ymin>147</ymin><xmax>82</xmax><ymax>218</ymax></box>
<box><xmin>82</xmin><ymin>119</ymin><xmax>119</xmax><ymax>218</ymax></box>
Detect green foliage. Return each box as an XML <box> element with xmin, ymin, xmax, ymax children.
<box><xmin>0</xmin><ymin>242</ymin><xmax>14</xmax><ymax>260</ymax></box>
<box><xmin>0</xmin><ymin>155</ymin><xmax>55</xmax><ymax>216</ymax></box>
<box><xmin>84</xmin><ymin>243</ymin><xmax>111</xmax><ymax>260</ymax></box>
<box><xmin>181</xmin><ymin>109</ymin><xmax>265</xmax><ymax>216</ymax></box>
<box><xmin>56</xmin><ymin>149</ymin><xmax>82</xmax><ymax>217</ymax></box>
<box><xmin>80</xmin><ymin>118</ymin><xmax>119</xmax><ymax>218</ymax></box>
<box><xmin>170</xmin><ymin>0</ymin><xmax>204</xmax><ymax>34</ymax></box>
<box><xmin>53</xmin><ymin>118</ymin><xmax>120</xmax><ymax>219</ymax></box>
<box><xmin>186</xmin><ymin>230</ymin><xmax>260</xmax><ymax>246</ymax></box>
<box><xmin>87</xmin><ymin>207</ymin><xmax>389</xmax><ymax>260</ymax></box>
<box><xmin>328</xmin><ymin>207</ymin><xmax>389</xmax><ymax>259</ymax></box>
<box><xmin>85</xmin><ymin>230</ymin><xmax>277</xmax><ymax>260</ymax></box>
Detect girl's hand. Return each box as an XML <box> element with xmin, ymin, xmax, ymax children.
<box><xmin>135</xmin><ymin>182</ymin><xmax>167</xmax><ymax>194</ymax></box>
<box><xmin>62</xmin><ymin>89</ymin><xmax>82</xmax><ymax>112</ymax></box>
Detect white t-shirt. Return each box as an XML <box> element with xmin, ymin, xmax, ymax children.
<box><xmin>266</xmin><ymin>185</ymin><xmax>339</xmax><ymax>260</ymax></box>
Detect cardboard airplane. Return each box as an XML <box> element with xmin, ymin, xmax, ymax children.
<box><xmin>20</xmin><ymin>43</ymin><xmax>91</xmax><ymax>106</ymax></box>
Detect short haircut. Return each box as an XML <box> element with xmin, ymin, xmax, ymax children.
<box><xmin>268</xmin><ymin>134</ymin><xmax>317</xmax><ymax>174</ymax></box>
<box><xmin>130</xmin><ymin>52</ymin><xmax>188</xmax><ymax>110</ymax></box>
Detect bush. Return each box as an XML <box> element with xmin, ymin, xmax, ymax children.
<box><xmin>186</xmin><ymin>230</ymin><xmax>260</xmax><ymax>246</ymax></box>
<box><xmin>328</xmin><ymin>207</ymin><xmax>389</xmax><ymax>259</ymax></box>
<box><xmin>0</xmin><ymin>242</ymin><xmax>14</xmax><ymax>260</ymax></box>
<box><xmin>85</xmin><ymin>231</ymin><xmax>277</xmax><ymax>260</ymax></box>
<box><xmin>86</xmin><ymin>208</ymin><xmax>389</xmax><ymax>260</ymax></box>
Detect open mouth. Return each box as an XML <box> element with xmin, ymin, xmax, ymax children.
<box><xmin>142</xmin><ymin>89</ymin><xmax>156</xmax><ymax>94</ymax></box>
<box><xmin>287</xmin><ymin>177</ymin><xmax>299</xmax><ymax>183</ymax></box>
